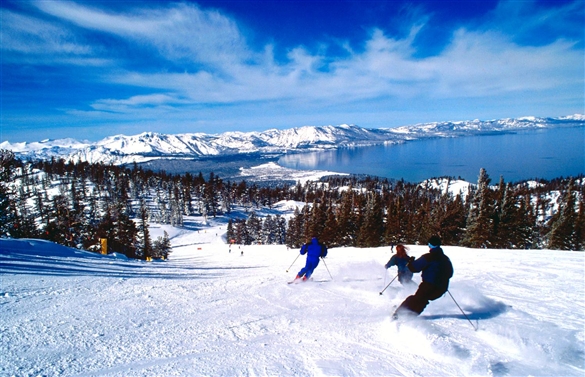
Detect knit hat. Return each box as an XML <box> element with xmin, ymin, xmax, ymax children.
<box><xmin>428</xmin><ymin>235</ymin><xmax>441</xmax><ymax>248</ymax></box>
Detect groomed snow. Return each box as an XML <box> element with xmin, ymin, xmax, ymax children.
<box><xmin>1</xmin><ymin>218</ymin><xmax>584</xmax><ymax>377</ymax></box>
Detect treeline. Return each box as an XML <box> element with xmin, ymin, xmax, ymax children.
<box><xmin>0</xmin><ymin>150</ymin><xmax>295</xmax><ymax>259</ymax></box>
<box><xmin>275</xmin><ymin>169</ymin><xmax>585</xmax><ymax>250</ymax></box>
<box><xmin>228</xmin><ymin>170</ymin><xmax>584</xmax><ymax>251</ymax></box>
<box><xmin>1</xmin><ymin>149</ymin><xmax>584</xmax><ymax>258</ymax></box>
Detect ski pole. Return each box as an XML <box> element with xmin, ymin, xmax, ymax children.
<box><xmin>321</xmin><ymin>257</ymin><xmax>333</xmax><ymax>279</ymax></box>
<box><xmin>286</xmin><ymin>253</ymin><xmax>300</xmax><ymax>272</ymax></box>
<box><xmin>379</xmin><ymin>274</ymin><xmax>398</xmax><ymax>295</ymax></box>
<box><xmin>447</xmin><ymin>290</ymin><xmax>478</xmax><ymax>331</ymax></box>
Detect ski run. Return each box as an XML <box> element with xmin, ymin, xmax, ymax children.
<box><xmin>1</xmin><ymin>215</ymin><xmax>584</xmax><ymax>377</ymax></box>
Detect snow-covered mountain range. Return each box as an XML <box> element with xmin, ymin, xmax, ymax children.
<box><xmin>2</xmin><ymin>115</ymin><xmax>583</xmax><ymax>165</ymax></box>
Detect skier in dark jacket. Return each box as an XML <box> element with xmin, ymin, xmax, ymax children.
<box><xmin>384</xmin><ymin>244</ymin><xmax>413</xmax><ymax>285</ymax></box>
<box><xmin>393</xmin><ymin>235</ymin><xmax>453</xmax><ymax>319</ymax></box>
<box><xmin>296</xmin><ymin>237</ymin><xmax>327</xmax><ymax>281</ymax></box>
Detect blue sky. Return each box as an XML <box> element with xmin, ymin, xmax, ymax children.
<box><xmin>1</xmin><ymin>0</ymin><xmax>583</xmax><ymax>142</ymax></box>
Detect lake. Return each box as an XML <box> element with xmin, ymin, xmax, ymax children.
<box><xmin>278</xmin><ymin>126</ymin><xmax>585</xmax><ymax>183</ymax></box>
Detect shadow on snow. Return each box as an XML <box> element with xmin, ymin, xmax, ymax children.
<box><xmin>422</xmin><ymin>298</ymin><xmax>509</xmax><ymax>321</ymax></box>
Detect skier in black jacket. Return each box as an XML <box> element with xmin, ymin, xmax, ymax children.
<box><xmin>393</xmin><ymin>235</ymin><xmax>453</xmax><ymax>319</ymax></box>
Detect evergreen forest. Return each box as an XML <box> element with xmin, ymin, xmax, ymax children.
<box><xmin>1</xmin><ymin>149</ymin><xmax>583</xmax><ymax>259</ymax></box>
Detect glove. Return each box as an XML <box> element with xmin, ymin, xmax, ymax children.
<box><xmin>408</xmin><ymin>256</ymin><xmax>415</xmax><ymax>263</ymax></box>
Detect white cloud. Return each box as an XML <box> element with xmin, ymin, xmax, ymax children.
<box><xmin>90</xmin><ymin>94</ymin><xmax>189</xmax><ymax>112</ymax></box>
<box><xmin>33</xmin><ymin>1</ymin><xmax>250</xmax><ymax>68</ymax></box>
<box><xmin>28</xmin><ymin>1</ymin><xmax>583</xmax><ymax>102</ymax></box>
<box><xmin>0</xmin><ymin>10</ymin><xmax>92</xmax><ymax>56</ymax></box>
<box><xmin>487</xmin><ymin>0</ymin><xmax>584</xmax><ymax>41</ymax></box>
<box><xmin>101</xmin><ymin>25</ymin><xmax>581</xmax><ymax>111</ymax></box>
<box><xmin>3</xmin><ymin>0</ymin><xmax>582</xmax><ymax>134</ymax></box>
<box><xmin>425</xmin><ymin>29</ymin><xmax>583</xmax><ymax>97</ymax></box>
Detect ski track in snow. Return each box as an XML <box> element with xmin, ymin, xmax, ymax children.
<box><xmin>1</xmin><ymin>220</ymin><xmax>584</xmax><ymax>377</ymax></box>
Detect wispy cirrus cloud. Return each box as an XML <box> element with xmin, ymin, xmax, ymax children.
<box><xmin>485</xmin><ymin>0</ymin><xmax>585</xmax><ymax>45</ymax></box>
<box><xmin>33</xmin><ymin>0</ymin><xmax>251</xmax><ymax>68</ymax></box>
<box><xmin>99</xmin><ymin>24</ymin><xmax>581</xmax><ymax>103</ymax></box>
<box><xmin>90</xmin><ymin>94</ymin><xmax>191</xmax><ymax>113</ymax></box>
<box><xmin>0</xmin><ymin>9</ymin><xmax>107</xmax><ymax>66</ymax></box>
<box><xmin>1</xmin><ymin>0</ymin><xmax>583</xmax><ymax>142</ymax></box>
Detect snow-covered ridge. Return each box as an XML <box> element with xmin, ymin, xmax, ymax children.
<box><xmin>387</xmin><ymin>114</ymin><xmax>584</xmax><ymax>136</ymax></box>
<box><xmin>2</xmin><ymin>115</ymin><xmax>583</xmax><ymax>164</ymax></box>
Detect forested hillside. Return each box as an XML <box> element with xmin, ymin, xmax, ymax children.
<box><xmin>275</xmin><ymin>171</ymin><xmax>584</xmax><ymax>250</ymax></box>
<box><xmin>1</xmin><ymin>149</ymin><xmax>583</xmax><ymax>258</ymax></box>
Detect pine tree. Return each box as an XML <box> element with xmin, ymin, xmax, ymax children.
<box><xmin>153</xmin><ymin>231</ymin><xmax>172</xmax><ymax>259</ymax></box>
<box><xmin>9</xmin><ymin>200</ymin><xmax>36</xmax><ymax>239</ymax></box>
<box><xmin>203</xmin><ymin>172</ymin><xmax>222</xmax><ymax>217</ymax></box>
<box><xmin>275</xmin><ymin>215</ymin><xmax>287</xmax><ymax>245</ymax></box>
<box><xmin>114</xmin><ymin>207</ymin><xmax>139</xmax><ymax>257</ymax></box>
<box><xmin>532</xmin><ymin>191</ymin><xmax>551</xmax><ymax>248</ymax></box>
<box><xmin>309</xmin><ymin>198</ymin><xmax>327</xmax><ymax>239</ymax></box>
<box><xmin>81</xmin><ymin>188</ymin><xmax>100</xmax><ymax>250</ymax></box>
<box><xmin>98</xmin><ymin>197</ymin><xmax>138</xmax><ymax>257</ymax></box>
<box><xmin>491</xmin><ymin>176</ymin><xmax>506</xmax><ymax>247</ymax></box>
<box><xmin>246</xmin><ymin>212</ymin><xmax>262</xmax><ymax>244</ymax></box>
<box><xmin>321</xmin><ymin>205</ymin><xmax>339</xmax><ymax>247</ymax></box>
<box><xmin>436</xmin><ymin>192</ymin><xmax>466</xmax><ymax>246</ymax></box>
<box><xmin>515</xmin><ymin>193</ymin><xmax>537</xmax><ymax>249</ymax></box>
<box><xmin>412</xmin><ymin>196</ymin><xmax>432</xmax><ymax>245</ymax></box>
<box><xmin>235</xmin><ymin>219</ymin><xmax>250</xmax><ymax>245</ymax></box>
<box><xmin>262</xmin><ymin>215</ymin><xmax>276</xmax><ymax>244</ymax></box>
<box><xmin>574</xmin><ymin>199</ymin><xmax>585</xmax><ymax>251</ymax></box>
<box><xmin>352</xmin><ymin>193</ymin><xmax>366</xmax><ymax>244</ymax></box>
<box><xmin>182</xmin><ymin>174</ymin><xmax>195</xmax><ymax>215</ymax></box>
<box><xmin>548</xmin><ymin>179</ymin><xmax>577</xmax><ymax>250</ymax></box>
<box><xmin>34</xmin><ymin>187</ymin><xmax>47</xmax><ymax>227</ymax></box>
<box><xmin>12</xmin><ymin>191</ymin><xmax>38</xmax><ymax>239</ymax></box>
<box><xmin>384</xmin><ymin>193</ymin><xmax>405</xmax><ymax>245</ymax></box>
<box><xmin>67</xmin><ymin>178</ymin><xmax>86</xmax><ymax>247</ymax></box>
<box><xmin>226</xmin><ymin>219</ymin><xmax>235</xmax><ymax>244</ymax></box>
<box><xmin>462</xmin><ymin>168</ymin><xmax>495</xmax><ymax>248</ymax></box>
<box><xmin>0</xmin><ymin>150</ymin><xmax>16</xmax><ymax>236</ymax></box>
<box><xmin>357</xmin><ymin>191</ymin><xmax>384</xmax><ymax>247</ymax></box>
<box><xmin>301</xmin><ymin>204</ymin><xmax>312</xmax><ymax>242</ymax></box>
<box><xmin>285</xmin><ymin>207</ymin><xmax>303</xmax><ymax>247</ymax></box>
<box><xmin>494</xmin><ymin>183</ymin><xmax>516</xmax><ymax>248</ymax></box>
<box><xmin>220</xmin><ymin>180</ymin><xmax>231</xmax><ymax>214</ymax></box>
<box><xmin>96</xmin><ymin>208</ymin><xmax>115</xmax><ymax>253</ymax></box>
<box><xmin>138</xmin><ymin>200</ymin><xmax>152</xmax><ymax>259</ymax></box>
<box><xmin>43</xmin><ymin>194</ymin><xmax>71</xmax><ymax>245</ymax></box>
<box><xmin>337</xmin><ymin>189</ymin><xmax>357</xmax><ymax>246</ymax></box>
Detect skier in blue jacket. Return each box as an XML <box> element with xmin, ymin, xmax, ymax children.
<box><xmin>385</xmin><ymin>244</ymin><xmax>413</xmax><ymax>285</ymax></box>
<box><xmin>393</xmin><ymin>235</ymin><xmax>453</xmax><ymax>319</ymax></box>
<box><xmin>296</xmin><ymin>237</ymin><xmax>328</xmax><ymax>281</ymax></box>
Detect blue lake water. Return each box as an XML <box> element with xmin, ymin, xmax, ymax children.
<box><xmin>278</xmin><ymin>126</ymin><xmax>585</xmax><ymax>183</ymax></box>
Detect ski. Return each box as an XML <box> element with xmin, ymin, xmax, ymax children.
<box><xmin>287</xmin><ymin>276</ymin><xmax>314</xmax><ymax>284</ymax></box>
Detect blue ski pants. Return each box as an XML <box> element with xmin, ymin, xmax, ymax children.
<box><xmin>298</xmin><ymin>258</ymin><xmax>320</xmax><ymax>279</ymax></box>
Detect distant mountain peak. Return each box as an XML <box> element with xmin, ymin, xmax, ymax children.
<box><xmin>3</xmin><ymin>114</ymin><xmax>583</xmax><ymax>165</ymax></box>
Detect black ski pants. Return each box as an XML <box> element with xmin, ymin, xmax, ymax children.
<box><xmin>396</xmin><ymin>281</ymin><xmax>447</xmax><ymax>315</ymax></box>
